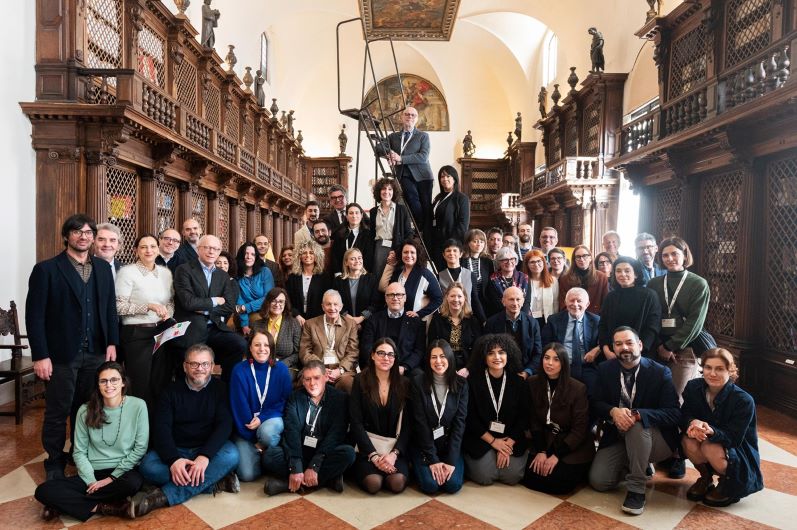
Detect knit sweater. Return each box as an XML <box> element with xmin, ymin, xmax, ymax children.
<box><xmin>229</xmin><ymin>359</ymin><xmax>293</xmax><ymax>441</ymax></box>
<box><xmin>647</xmin><ymin>270</ymin><xmax>710</xmax><ymax>351</ymax></box>
<box><xmin>73</xmin><ymin>396</ymin><xmax>149</xmax><ymax>484</ymax></box>
<box><xmin>598</xmin><ymin>286</ymin><xmax>662</xmax><ymax>355</ymax></box>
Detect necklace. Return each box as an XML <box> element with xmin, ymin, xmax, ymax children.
<box><xmin>101</xmin><ymin>397</ymin><xmax>125</xmax><ymax>447</ymax></box>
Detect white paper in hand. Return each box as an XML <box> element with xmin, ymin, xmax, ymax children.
<box><xmin>152</xmin><ymin>321</ymin><xmax>191</xmax><ymax>354</ymax></box>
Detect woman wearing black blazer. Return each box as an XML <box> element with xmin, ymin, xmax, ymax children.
<box><xmin>333</xmin><ymin>248</ymin><xmax>382</xmax><ymax>329</ymax></box>
<box><xmin>427</xmin><ymin>165</ymin><xmax>470</xmax><ymax>272</ymax></box>
<box><xmin>370</xmin><ymin>178</ymin><xmax>413</xmax><ymax>280</ymax></box>
<box><xmin>524</xmin><ymin>343</ymin><xmax>594</xmax><ymax>494</ymax></box>
<box><xmin>285</xmin><ymin>240</ymin><xmax>329</xmax><ymax>325</ymax></box>
<box><xmin>461</xmin><ymin>228</ymin><xmax>495</xmax><ymax>298</ymax></box>
<box><xmin>331</xmin><ymin>202</ymin><xmax>374</xmax><ymax>276</ymax></box>
<box><xmin>410</xmin><ymin>340</ymin><xmax>468</xmax><ymax>494</ymax></box>
<box><xmin>464</xmin><ymin>334</ymin><xmax>529</xmax><ymax>485</ymax></box>
<box><xmin>349</xmin><ymin>338</ymin><xmax>411</xmax><ymax>494</ymax></box>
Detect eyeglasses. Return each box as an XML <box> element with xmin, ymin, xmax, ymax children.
<box><xmin>70</xmin><ymin>229</ymin><xmax>95</xmax><ymax>238</ymax></box>
<box><xmin>636</xmin><ymin>245</ymin><xmax>657</xmax><ymax>252</ymax></box>
<box><xmin>330</xmin><ymin>194</ymin><xmax>345</xmax><ymax>201</ymax></box>
<box><xmin>199</xmin><ymin>245</ymin><xmax>222</xmax><ymax>252</ymax></box>
<box><xmin>499</xmin><ymin>258</ymin><xmax>517</xmax><ymax>263</ymax></box>
<box><xmin>375</xmin><ymin>350</ymin><xmax>397</xmax><ymax>358</ymax></box>
<box><xmin>99</xmin><ymin>377</ymin><xmax>122</xmax><ymax>386</ymax></box>
<box><xmin>270</xmin><ymin>299</ymin><xmax>286</xmax><ymax>306</ymax></box>
<box><xmin>386</xmin><ymin>293</ymin><xmax>406</xmax><ymax>299</ymax></box>
<box><xmin>596</xmin><ymin>260</ymin><xmax>611</xmax><ymax>266</ymax></box>
<box><xmin>549</xmin><ymin>256</ymin><xmax>564</xmax><ymax>262</ymax></box>
<box><xmin>574</xmin><ymin>254</ymin><xmax>591</xmax><ymax>260</ymax></box>
<box><xmin>185</xmin><ymin>361</ymin><xmax>213</xmax><ymax>370</ymax></box>
<box><xmin>160</xmin><ymin>236</ymin><xmax>180</xmax><ymax>244</ymax></box>
<box><xmin>403</xmin><ymin>112</ymin><xmax>418</xmax><ymax>117</ymax></box>
<box><xmin>527</xmin><ymin>259</ymin><xmax>544</xmax><ymax>266</ymax></box>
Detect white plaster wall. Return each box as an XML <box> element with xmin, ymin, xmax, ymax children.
<box><xmin>0</xmin><ymin>0</ymin><xmax>37</xmax><ymax>402</ymax></box>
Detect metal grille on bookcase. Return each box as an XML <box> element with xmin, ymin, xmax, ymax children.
<box><xmin>243</xmin><ymin>119</ymin><xmax>255</xmax><ymax>152</ymax></box>
<box><xmin>701</xmin><ymin>169</ymin><xmax>743</xmax><ymax>338</ymax></box>
<box><xmin>257</xmin><ymin>131</ymin><xmax>269</xmax><ymax>163</ymax></box>
<box><xmin>548</xmin><ymin>127</ymin><xmax>562</xmax><ymax>165</ymax></box>
<box><xmin>239</xmin><ymin>201</ymin><xmax>247</xmax><ymax>246</ymax></box>
<box><xmin>225</xmin><ymin>103</ymin><xmax>240</xmax><ymax>141</ymax></box>
<box><xmin>725</xmin><ymin>0</ymin><xmax>773</xmax><ymax>68</ymax></box>
<box><xmin>565</xmin><ymin>117</ymin><xmax>578</xmax><ymax>157</ymax></box>
<box><xmin>137</xmin><ymin>23</ymin><xmax>166</xmax><ymax>88</ymax></box>
<box><xmin>175</xmin><ymin>59</ymin><xmax>197</xmax><ymax>112</ymax></box>
<box><xmin>86</xmin><ymin>0</ymin><xmax>122</xmax><ymax>73</ymax></box>
<box><xmin>106</xmin><ymin>167</ymin><xmax>138</xmax><ymax>264</ymax></box>
<box><xmin>156</xmin><ymin>180</ymin><xmax>177</xmax><ymax>235</ymax></box>
<box><xmin>470</xmin><ymin>170</ymin><xmax>498</xmax><ymax>211</ymax></box>
<box><xmin>205</xmin><ymin>85</ymin><xmax>220</xmax><ymax>127</ymax></box>
<box><xmin>581</xmin><ymin>101</ymin><xmax>602</xmax><ymax>156</ymax></box>
<box><xmin>766</xmin><ymin>156</ymin><xmax>797</xmax><ymax>353</ymax></box>
<box><xmin>312</xmin><ymin>166</ymin><xmax>339</xmax><ymax>212</ymax></box>
<box><xmin>654</xmin><ymin>184</ymin><xmax>682</xmax><ymax>240</ymax></box>
<box><xmin>669</xmin><ymin>25</ymin><xmax>708</xmax><ymax>100</ymax></box>
<box><xmin>217</xmin><ymin>195</ymin><xmax>229</xmax><ymax>250</ymax></box>
<box><xmin>191</xmin><ymin>188</ymin><xmax>207</xmax><ymax>231</ymax></box>
<box><xmin>254</xmin><ymin>207</ymin><xmax>262</xmax><ymax>236</ymax></box>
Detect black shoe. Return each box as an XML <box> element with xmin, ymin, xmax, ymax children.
<box><xmin>45</xmin><ymin>468</ymin><xmax>65</xmax><ymax>481</ymax></box>
<box><xmin>327</xmin><ymin>475</ymin><xmax>345</xmax><ymax>493</ymax></box>
<box><xmin>130</xmin><ymin>487</ymin><xmax>167</xmax><ymax>518</ymax></box>
<box><xmin>668</xmin><ymin>458</ymin><xmax>686</xmax><ymax>479</ymax></box>
<box><xmin>97</xmin><ymin>499</ymin><xmax>132</xmax><ymax>518</ymax></box>
<box><xmin>214</xmin><ymin>472</ymin><xmax>240</xmax><ymax>494</ymax></box>
<box><xmin>41</xmin><ymin>505</ymin><xmax>59</xmax><ymax>521</ymax></box>
<box><xmin>622</xmin><ymin>491</ymin><xmax>646</xmax><ymax>515</ymax></box>
<box><xmin>265</xmin><ymin>478</ymin><xmax>290</xmax><ymax>496</ymax></box>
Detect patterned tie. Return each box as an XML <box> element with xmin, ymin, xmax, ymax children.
<box><xmin>571</xmin><ymin>319</ymin><xmax>584</xmax><ymax>362</ymax></box>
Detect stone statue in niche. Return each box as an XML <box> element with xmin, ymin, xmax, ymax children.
<box><xmin>201</xmin><ymin>0</ymin><xmax>220</xmax><ymax>49</ymax></box>
<box><xmin>462</xmin><ymin>130</ymin><xmax>475</xmax><ymax>158</ymax></box>
<box><xmin>538</xmin><ymin>87</ymin><xmax>548</xmax><ymax>119</ymax></box>
<box><xmin>588</xmin><ymin>27</ymin><xmax>605</xmax><ymax>73</ymax></box>
<box><xmin>338</xmin><ymin>125</ymin><xmax>348</xmax><ymax>156</ymax></box>
<box><xmin>514</xmin><ymin>112</ymin><xmax>522</xmax><ymax>141</ymax></box>
<box><xmin>255</xmin><ymin>70</ymin><xmax>266</xmax><ymax>108</ymax></box>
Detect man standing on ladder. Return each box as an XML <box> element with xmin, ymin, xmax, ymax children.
<box><xmin>382</xmin><ymin>107</ymin><xmax>434</xmax><ymax>232</ymax></box>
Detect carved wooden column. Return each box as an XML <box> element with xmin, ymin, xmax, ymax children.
<box><xmin>137</xmin><ymin>169</ymin><xmax>158</xmax><ymax>236</ymax></box>
<box><xmin>592</xmin><ymin>184</ymin><xmax>619</xmax><ymax>252</ymax></box>
<box><xmin>178</xmin><ymin>182</ymin><xmax>192</xmax><ymax>229</ymax></box>
<box><xmin>264</xmin><ymin>208</ymin><xmax>274</xmax><ymax>241</ymax></box>
<box><xmin>247</xmin><ymin>204</ymin><xmax>256</xmax><ymax>241</ymax></box>
<box><xmin>272</xmin><ymin>210</ymin><xmax>283</xmax><ymax>255</ymax></box>
<box><xmin>207</xmin><ymin>191</ymin><xmax>219</xmax><ymax>237</ymax></box>
<box><xmin>85</xmin><ymin>150</ymin><xmax>110</xmax><ymax>225</ymax></box>
<box><xmin>230</xmin><ymin>197</ymin><xmax>243</xmax><ymax>251</ymax></box>
<box><xmin>283</xmin><ymin>213</ymin><xmax>292</xmax><ymax>251</ymax></box>
<box><xmin>553</xmin><ymin>207</ymin><xmax>568</xmax><ymax>246</ymax></box>
<box><xmin>36</xmin><ymin>147</ymin><xmax>82</xmax><ymax>260</ymax></box>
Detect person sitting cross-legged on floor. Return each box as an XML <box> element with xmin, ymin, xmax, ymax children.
<box><xmin>133</xmin><ymin>344</ymin><xmax>240</xmax><ymax>517</ymax></box>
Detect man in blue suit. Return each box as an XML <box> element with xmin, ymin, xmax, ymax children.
<box><xmin>484</xmin><ymin>286</ymin><xmax>542</xmax><ymax>378</ymax></box>
<box><xmin>382</xmin><ymin>106</ymin><xmax>434</xmax><ymax>227</ymax></box>
<box><xmin>542</xmin><ymin>287</ymin><xmax>600</xmax><ymax>391</ymax></box>
<box><xmin>634</xmin><ymin>232</ymin><xmax>665</xmax><ymax>285</ymax></box>
<box><xmin>26</xmin><ymin>214</ymin><xmax>119</xmax><ymax>480</ymax></box>
<box><xmin>588</xmin><ymin>326</ymin><xmax>681</xmax><ymax>516</ymax></box>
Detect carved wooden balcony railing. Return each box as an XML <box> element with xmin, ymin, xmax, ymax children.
<box><xmin>530</xmin><ymin>156</ymin><xmax>606</xmax><ymax>194</ymax></box>
<box><xmin>620</xmin><ymin>112</ymin><xmax>660</xmax><ymax>155</ymax></box>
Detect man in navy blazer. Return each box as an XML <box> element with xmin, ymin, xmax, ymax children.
<box><xmin>359</xmin><ymin>283</ymin><xmax>426</xmax><ymax>375</ymax></box>
<box><xmin>381</xmin><ymin>106</ymin><xmax>434</xmax><ymax>227</ymax></box>
<box><xmin>588</xmin><ymin>326</ymin><xmax>681</xmax><ymax>516</ymax></box>
<box><xmin>484</xmin><ymin>286</ymin><xmax>542</xmax><ymax>377</ymax></box>
<box><xmin>634</xmin><ymin>232</ymin><xmax>665</xmax><ymax>285</ymax></box>
<box><xmin>26</xmin><ymin>214</ymin><xmax>119</xmax><ymax>480</ymax></box>
<box><xmin>169</xmin><ymin>218</ymin><xmax>202</xmax><ymax>274</ymax></box>
<box><xmin>173</xmin><ymin>234</ymin><xmax>245</xmax><ymax>383</ymax></box>
<box><xmin>542</xmin><ymin>287</ymin><xmax>600</xmax><ymax>391</ymax></box>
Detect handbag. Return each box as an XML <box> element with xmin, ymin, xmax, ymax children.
<box><xmin>359</xmin><ymin>409</ymin><xmax>403</xmax><ymax>455</ymax></box>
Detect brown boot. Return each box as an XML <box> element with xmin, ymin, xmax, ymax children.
<box><xmin>129</xmin><ymin>487</ymin><xmax>168</xmax><ymax>518</ymax></box>
<box><xmin>703</xmin><ymin>477</ymin><xmax>740</xmax><ymax>507</ymax></box>
<box><xmin>97</xmin><ymin>499</ymin><xmax>132</xmax><ymax>518</ymax></box>
<box><xmin>686</xmin><ymin>463</ymin><xmax>714</xmax><ymax>501</ymax></box>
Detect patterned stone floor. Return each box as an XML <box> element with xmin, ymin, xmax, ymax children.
<box><xmin>1</xmin><ymin>401</ymin><xmax>795</xmax><ymax>529</ymax></box>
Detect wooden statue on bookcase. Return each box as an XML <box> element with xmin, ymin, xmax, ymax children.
<box><xmin>201</xmin><ymin>0</ymin><xmax>220</xmax><ymax>49</ymax></box>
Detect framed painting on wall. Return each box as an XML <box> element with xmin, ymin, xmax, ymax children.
<box><xmin>362</xmin><ymin>74</ymin><xmax>449</xmax><ymax>132</ymax></box>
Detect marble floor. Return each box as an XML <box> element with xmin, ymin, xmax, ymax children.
<box><xmin>1</xmin><ymin>401</ymin><xmax>795</xmax><ymax>529</ymax></box>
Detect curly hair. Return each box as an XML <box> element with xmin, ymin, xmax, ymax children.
<box><xmin>467</xmin><ymin>333</ymin><xmax>522</xmax><ymax>375</ymax></box>
<box><xmin>291</xmin><ymin>240</ymin><xmax>325</xmax><ymax>275</ymax></box>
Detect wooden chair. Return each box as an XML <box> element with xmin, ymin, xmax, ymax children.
<box><xmin>0</xmin><ymin>301</ymin><xmax>40</xmax><ymax>424</ymax></box>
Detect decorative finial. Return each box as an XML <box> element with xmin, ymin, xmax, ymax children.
<box><xmin>551</xmin><ymin>84</ymin><xmax>561</xmax><ymax>107</ymax></box>
<box><xmin>270</xmin><ymin>98</ymin><xmax>279</xmax><ymax>116</ymax></box>
<box><xmin>567</xmin><ymin>67</ymin><xmax>579</xmax><ymax>96</ymax></box>
<box><xmin>507</xmin><ymin>131</ymin><xmax>513</xmax><ymax>148</ymax></box>
<box><xmin>296</xmin><ymin>130</ymin><xmax>303</xmax><ymax>146</ymax></box>
<box><xmin>174</xmin><ymin>0</ymin><xmax>190</xmax><ymax>16</ymax></box>
<box><xmin>242</xmin><ymin>66</ymin><xmax>253</xmax><ymax>92</ymax></box>
<box><xmin>224</xmin><ymin>44</ymin><xmax>237</xmax><ymax>72</ymax></box>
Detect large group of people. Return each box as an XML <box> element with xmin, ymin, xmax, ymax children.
<box><xmin>25</xmin><ymin>106</ymin><xmax>762</xmax><ymax>522</ymax></box>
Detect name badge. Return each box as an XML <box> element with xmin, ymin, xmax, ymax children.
<box><xmin>432</xmin><ymin>219</ymin><xmax>437</xmax><ymax>227</ymax></box>
<box><xmin>323</xmin><ymin>352</ymin><xmax>338</xmax><ymax>365</ymax></box>
<box><xmin>382</xmin><ymin>239</ymin><xmax>393</xmax><ymax>248</ymax></box>
<box><xmin>489</xmin><ymin>421</ymin><xmax>505</xmax><ymax>434</ymax></box>
<box><xmin>662</xmin><ymin>318</ymin><xmax>676</xmax><ymax>328</ymax></box>
<box><xmin>303</xmin><ymin>435</ymin><xmax>318</xmax><ymax>448</ymax></box>
<box><xmin>433</xmin><ymin>426</ymin><xmax>445</xmax><ymax>440</ymax></box>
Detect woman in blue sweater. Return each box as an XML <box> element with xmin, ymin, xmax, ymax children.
<box><xmin>230</xmin><ymin>330</ymin><xmax>293</xmax><ymax>482</ymax></box>
<box><xmin>235</xmin><ymin>242</ymin><xmax>275</xmax><ymax>336</ymax></box>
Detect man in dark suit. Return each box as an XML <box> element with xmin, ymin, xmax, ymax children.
<box><xmin>170</xmin><ymin>218</ymin><xmax>203</xmax><ymax>273</ymax></box>
<box><xmin>324</xmin><ymin>185</ymin><xmax>348</xmax><ymax>232</ymax></box>
<box><xmin>94</xmin><ymin>222</ymin><xmax>123</xmax><ymax>278</ymax></box>
<box><xmin>542</xmin><ymin>287</ymin><xmax>601</xmax><ymax>389</ymax></box>
<box><xmin>588</xmin><ymin>326</ymin><xmax>681</xmax><ymax>516</ymax></box>
<box><xmin>26</xmin><ymin>213</ymin><xmax>119</xmax><ymax>480</ymax></box>
<box><xmin>634</xmin><ymin>232</ymin><xmax>665</xmax><ymax>285</ymax></box>
<box><xmin>254</xmin><ymin>234</ymin><xmax>283</xmax><ymax>287</ymax></box>
<box><xmin>263</xmin><ymin>360</ymin><xmax>356</xmax><ymax>495</ymax></box>
<box><xmin>484</xmin><ymin>286</ymin><xmax>542</xmax><ymax>378</ymax></box>
<box><xmin>359</xmin><ymin>283</ymin><xmax>425</xmax><ymax>375</ymax></box>
<box><xmin>173</xmin><ymin>234</ymin><xmax>246</xmax><ymax>383</ymax></box>
<box><xmin>381</xmin><ymin>107</ymin><xmax>434</xmax><ymax>227</ymax></box>
<box><xmin>156</xmin><ymin>228</ymin><xmax>182</xmax><ymax>273</ymax></box>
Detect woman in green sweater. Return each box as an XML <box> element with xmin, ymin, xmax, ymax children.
<box><xmin>35</xmin><ymin>362</ymin><xmax>149</xmax><ymax>522</ymax></box>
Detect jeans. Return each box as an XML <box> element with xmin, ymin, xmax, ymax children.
<box><xmin>139</xmin><ymin>442</ymin><xmax>240</xmax><ymax>505</ymax></box>
<box><xmin>410</xmin><ymin>451</ymin><xmax>465</xmax><ymax>494</ymax></box>
<box><xmin>262</xmin><ymin>444</ymin><xmax>356</xmax><ymax>486</ymax></box>
<box><xmin>233</xmin><ymin>417</ymin><xmax>283</xmax><ymax>483</ymax></box>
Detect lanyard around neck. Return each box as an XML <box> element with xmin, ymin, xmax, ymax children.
<box><xmin>485</xmin><ymin>369</ymin><xmax>506</xmax><ymax>420</ymax></box>
<box><xmin>663</xmin><ymin>270</ymin><xmax>689</xmax><ymax>317</ymax></box>
<box><xmin>250</xmin><ymin>362</ymin><xmax>272</xmax><ymax>412</ymax></box>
